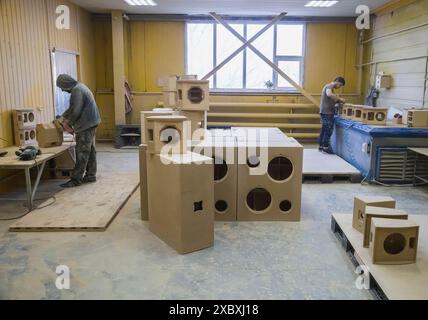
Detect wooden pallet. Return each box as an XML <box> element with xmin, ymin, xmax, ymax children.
<box><xmin>303</xmin><ymin>149</ymin><xmax>361</xmax><ymax>183</ymax></box>
<box><xmin>331</xmin><ymin>213</ymin><xmax>428</xmax><ymax>300</ymax></box>
<box><xmin>303</xmin><ymin>173</ymin><xmax>362</xmax><ymax>183</ymax></box>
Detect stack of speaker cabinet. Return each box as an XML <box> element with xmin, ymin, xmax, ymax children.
<box><xmin>341</xmin><ymin>104</ymin><xmax>388</xmax><ymax>126</ymax></box>
<box><xmin>13</xmin><ymin>109</ymin><xmax>38</xmax><ymax>147</ymax></box>
<box><xmin>352</xmin><ymin>195</ymin><xmax>420</xmax><ymax>265</ymax></box>
<box><xmin>139</xmin><ymin>75</ymin><xmax>305</xmax><ymax>254</ymax></box>
<box><xmin>143</xmin><ymin>77</ymin><xmax>215</xmax><ymax>255</ymax></box>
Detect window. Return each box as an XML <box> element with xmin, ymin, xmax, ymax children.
<box><xmin>186</xmin><ymin>21</ymin><xmax>305</xmax><ymax>92</ymax></box>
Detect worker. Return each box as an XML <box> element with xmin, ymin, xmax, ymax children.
<box><xmin>319</xmin><ymin>76</ymin><xmax>346</xmax><ymax>154</ymax></box>
<box><xmin>56</xmin><ymin>74</ymin><xmax>101</xmax><ymax>188</ymax></box>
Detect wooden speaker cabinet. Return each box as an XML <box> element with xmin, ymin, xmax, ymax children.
<box><xmin>176</xmin><ymin>80</ymin><xmax>210</xmax><ymax>111</ymax></box>
<box><xmin>139</xmin><ymin>144</ymin><xmax>149</xmax><ymax>221</ymax></box>
<box><xmin>362</xmin><ymin>206</ymin><xmax>408</xmax><ymax>248</ymax></box>
<box><xmin>140</xmin><ymin>110</ymin><xmax>174</xmax><ymax>144</ymax></box>
<box><xmin>353</xmin><ymin>196</ymin><xmax>396</xmax><ymax>233</ymax></box>
<box><xmin>179</xmin><ymin>110</ymin><xmax>207</xmax><ymax>141</ymax></box>
<box><xmin>369</xmin><ymin>218</ymin><xmax>419</xmax><ymax>265</ymax></box>
<box><xmin>192</xmin><ymin>138</ymin><xmax>238</xmax><ymax>221</ymax></box>
<box><xmin>342</xmin><ymin>104</ymin><xmax>354</xmax><ymax>120</ymax></box>
<box><xmin>351</xmin><ymin>105</ymin><xmax>365</xmax><ymax>122</ymax></box>
<box><xmin>147</xmin><ymin>152</ymin><xmax>214</xmax><ymax>254</ymax></box>
<box><xmin>13</xmin><ymin>109</ymin><xmax>36</xmax><ymax>129</ymax></box>
<box><xmin>145</xmin><ymin>115</ymin><xmax>188</xmax><ymax>155</ymax></box>
<box><xmin>362</xmin><ymin>107</ymin><xmax>388</xmax><ymax>126</ymax></box>
<box><xmin>407</xmin><ymin>109</ymin><xmax>428</xmax><ymax>128</ymax></box>
<box><xmin>36</xmin><ymin>123</ymin><xmax>63</xmax><ymax>148</ymax></box>
<box><xmin>236</xmin><ymin>138</ymin><xmax>303</xmax><ymax>221</ymax></box>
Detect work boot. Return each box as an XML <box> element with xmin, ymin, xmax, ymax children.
<box><xmin>322</xmin><ymin>147</ymin><xmax>335</xmax><ymax>155</ymax></box>
<box><xmin>82</xmin><ymin>176</ymin><xmax>97</xmax><ymax>184</ymax></box>
<box><xmin>60</xmin><ymin>179</ymin><xmax>82</xmax><ymax>188</ymax></box>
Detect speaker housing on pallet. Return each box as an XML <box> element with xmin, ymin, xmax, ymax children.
<box><xmin>362</xmin><ymin>206</ymin><xmax>408</xmax><ymax>248</ymax></box>
<box><xmin>369</xmin><ymin>218</ymin><xmax>419</xmax><ymax>265</ymax></box>
<box><xmin>353</xmin><ymin>196</ymin><xmax>396</xmax><ymax>233</ymax></box>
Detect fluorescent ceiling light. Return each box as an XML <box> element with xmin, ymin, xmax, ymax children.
<box><xmin>124</xmin><ymin>0</ymin><xmax>157</xmax><ymax>6</ymax></box>
<box><xmin>305</xmin><ymin>1</ymin><xmax>339</xmax><ymax>7</ymax></box>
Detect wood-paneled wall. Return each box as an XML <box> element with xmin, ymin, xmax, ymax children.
<box><xmin>93</xmin><ymin>19</ymin><xmax>360</xmax><ymax>139</ymax></box>
<box><xmin>0</xmin><ymin>0</ymin><xmax>96</xmax><ymax>148</ymax></box>
<box><xmin>0</xmin><ymin>0</ymin><xmax>53</xmax><ymax>148</ymax></box>
<box><xmin>363</xmin><ymin>0</ymin><xmax>428</xmax><ymax>110</ymax></box>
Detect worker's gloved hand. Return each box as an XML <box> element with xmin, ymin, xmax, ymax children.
<box><xmin>55</xmin><ymin>116</ymin><xmax>74</xmax><ymax>134</ymax></box>
<box><xmin>62</xmin><ymin>119</ymin><xmax>75</xmax><ymax>134</ymax></box>
<box><xmin>15</xmin><ymin>146</ymin><xmax>42</xmax><ymax>161</ymax></box>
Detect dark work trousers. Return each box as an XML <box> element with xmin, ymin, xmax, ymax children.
<box><xmin>319</xmin><ymin>114</ymin><xmax>335</xmax><ymax>148</ymax></box>
<box><xmin>72</xmin><ymin>127</ymin><xmax>97</xmax><ymax>183</ymax></box>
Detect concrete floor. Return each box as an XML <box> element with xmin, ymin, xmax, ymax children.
<box><xmin>1</xmin><ymin>145</ymin><xmax>427</xmax><ymax>300</ymax></box>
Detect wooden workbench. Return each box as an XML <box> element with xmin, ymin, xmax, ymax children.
<box><xmin>0</xmin><ymin>143</ymin><xmax>75</xmax><ymax>211</ymax></box>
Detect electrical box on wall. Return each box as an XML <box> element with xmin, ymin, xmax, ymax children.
<box><xmin>375</xmin><ymin>73</ymin><xmax>392</xmax><ymax>89</ymax></box>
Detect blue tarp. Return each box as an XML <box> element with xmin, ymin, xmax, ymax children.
<box><xmin>335</xmin><ymin>118</ymin><xmax>428</xmax><ymax>138</ymax></box>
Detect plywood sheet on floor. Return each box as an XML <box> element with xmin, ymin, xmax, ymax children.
<box><xmin>9</xmin><ymin>174</ymin><xmax>139</xmax><ymax>232</ymax></box>
<box><xmin>333</xmin><ymin>213</ymin><xmax>428</xmax><ymax>300</ymax></box>
<box><xmin>303</xmin><ymin>149</ymin><xmax>360</xmax><ymax>175</ymax></box>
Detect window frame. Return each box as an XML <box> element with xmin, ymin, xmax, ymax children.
<box><xmin>185</xmin><ymin>20</ymin><xmax>307</xmax><ymax>93</ymax></box>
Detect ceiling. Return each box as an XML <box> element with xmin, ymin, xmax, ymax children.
<box><xmin>70</xmin><ymin>0</ymin><xmax>391</xmax><ymax>17</ymax></box>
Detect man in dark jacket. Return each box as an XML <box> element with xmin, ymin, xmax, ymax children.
<box><xmin>56</xmin><ymin>74</ymin><xmax>101</xmax><ymax>188</ymax></box>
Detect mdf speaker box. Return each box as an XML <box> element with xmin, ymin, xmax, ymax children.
<box><xmin>139</xmin><ymin>144</ymin><xmax>149</xmax><ymax>221</ymax></box>
<box><xmin>369</xmin><ymin>218</ymin><xmax>419</xmax><ymax>265</ymax></box>
<box><xmin>236</xmin><ymin>139</ymin><xmax>303</xmax><ymax>221</ymax></box>
<box><xmin>362</xmin><ymin>107</ymin><xmax>388</xmax><ymax>126</ymax></box>
<box><xmin>36</xmin><ymin>123</ymin><xmax>63</xmax><ymax>148</ymax></box>
<box><xmin>13</xmin><ymin>109</ymin><xmax>36</xmax><ymax>129</ymax></box>
<box><xmin>162</xmin><ymin>92</ymin><xmax>177</xmax><ymax>108</ymax></box>
<box><xmin>147</xmin><ymin>152</ymin><xmax>214</xmax><ymax>254</ymax></box>
<box><xmin>158</xmin><ymin>75</ymin><xmax>178</xmax><ymax>92</ymax></box>
<box><xmin>407</xmin><ymin>109</ymin><xmax>428</xmax><ymax>128</ymax></box>
<box><xmin>342</xmin><ymin>104</ymin><xmax>354</xmax><ymax>120</ymax></box>
<box><xmin>351</xmin><ymin>105</ymin><xmax>365</xmax><ymax>122</ymax></box>
<box><xmin>145</xmin><ymin>115</ymin><xmax>188</xmax><ymax>155</ymax></box>
<box><xmin>179</xmin><ymin>110</ymin><xmax>207</xmax><ymax>140</ymax></box>
<box><xmin>192</xmin><ymin>138</ymin><xmax>238</xmax><ymax>221</ymax></box>
<box><xmin>14</xmin><ymin>128</ymin><xmax>38</xmax><ymax>147</ymax></box>
<box><xmin>176</xmin><ymin>80</ymin><xmax>210</xmax><ymax>111</ymax></box>
<box><xmin>140</xmin><ymin>110</ymin><xmax>174</xmax><ymax>144</ymax></box>
<box><xmin>362</xmin><ymin>206</ymin><xmax>408</xmax><ymax>248</ymax></box>
<box><xmin>352</xmin><ymin>196</ymin><xmax>396</xmax><ymax>233</ymax></box>
<box><xmin>232</xmin><ymin>127</ymin><xmax>287</xmax><ymax>142</ymax></box>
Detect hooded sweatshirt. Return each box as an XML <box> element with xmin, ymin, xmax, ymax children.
<box><xmin>56</xmin><ymin>74</ymin><xmax>101</xmax><ymax>133</ymax></box>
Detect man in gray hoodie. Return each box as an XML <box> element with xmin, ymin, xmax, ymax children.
<box><xmin>56</xmin><ymin>74</ymin><xmax>101</xmax><ymax>188</ymax></box>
